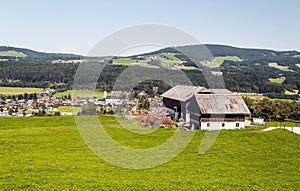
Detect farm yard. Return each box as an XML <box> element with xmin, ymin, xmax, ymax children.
<box><xmin>0</xmin><ymin>116</ymin><xmax>299</xmax><ymax>190</ymax></box>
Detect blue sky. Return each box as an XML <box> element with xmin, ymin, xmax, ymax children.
<box><xmin>0</xmin><ymin>0</ymin><xmax>299</xmax><ymax>55</ymax></box>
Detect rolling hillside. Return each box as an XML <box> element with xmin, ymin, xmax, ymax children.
<box><xmin>0</xmin><ymin>46</ymin><xmax>83</xmax><ymax>61</ymax></box>
<box><xmin>0</xmin><ymin>44</ymin><xmax>299</xmax><ymax>98</ymax></box>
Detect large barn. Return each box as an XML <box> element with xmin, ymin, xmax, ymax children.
<box><xmin>161</xmin><ymin>85</ymin><xmax>206</xmax><ymax>120</ymax></box>
<box><xmin>161</xmin><ymin>85</ymin><xmax>250</xmax><ymax>130</ymax></box>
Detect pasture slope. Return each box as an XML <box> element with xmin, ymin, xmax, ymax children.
<box><xmin>0</xmin><ymin>116</ymin><xmax>299</xmax><ymax>190</ymax></box>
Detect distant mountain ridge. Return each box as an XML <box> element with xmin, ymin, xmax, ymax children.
<box><xmin>0</xmin><ymin>46</ymin><xmax>83</xmax><ymax>61</ymax></box>
<box><xmin>1</xmin><ymin>44</ymin><xmax>300</xmax><ymax>62</ymax></box>
<box><xmin>0</xmin><ymin>44</ymin><xmax>299</xmax><ymax>98</ymax></box>
<box><xmin>140</xmin><ymin>44</ymin><xmax>300</xmax><ymax>60</ymax></box>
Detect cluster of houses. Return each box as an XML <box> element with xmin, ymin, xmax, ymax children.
<box><xmin>0</xmin><ymin>89</ymin><xmax>140</xmax><ymax>117</ymax></box>
<box><xmin>0</xmin><ymin>86</ymin><xmax>252</xmax><ymax>131</ymax></box>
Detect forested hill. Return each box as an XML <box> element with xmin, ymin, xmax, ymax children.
<box><xmin>0</xmin><ymin>46</ymin><xmax>83</xmax><ymax>61</ymax></box>
<box><xmin>205</xmin><ymin>44</ymin><xmax>299</xmax><ymax>59</ymax></box>
<box><xmin>142</xmin><ymin>44</ymin><xmax>300</xmax><ymax>60</ymax></box>
<box><xmin>0</xmin><ymin>44</ymin><xmax>299</xmax><ymax>99</ymax></box>
<box><xmin>1</xmin><ymin>44</ymin><xmax>299</xmax><ymax>62</ymax></box>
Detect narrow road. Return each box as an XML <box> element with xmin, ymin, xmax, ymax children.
<box><xmin>263</xmin><ymin>127</ymin><xmax>300</xmax><ymax>135</ymax></box>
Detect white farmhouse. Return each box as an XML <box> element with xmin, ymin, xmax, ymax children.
<box><xmin>161</xmin><ymin>85</ymin><xmax>250</xmax><ymax>130</ymax></box>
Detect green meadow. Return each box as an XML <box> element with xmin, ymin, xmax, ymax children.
<box><xmin>268</xmin><ymin>62</ymin><xmax>294</xmax><ymax>72</ymax></box>
<box><xmin>112</xmin><ymin>58</ymin><xmax>148</xmax><ymax>65</ymax></box>
<box><xmin>54</xmin><ymin>90</ymin><xmax>113</xmax><ymax>98</ymax></box>
<box><xmin>0</xmin><ymin>87</ymin><xmax>42</xmax><ymax>95</ymax></box>
<box><xmin>268</xmin><ymin>78</ymin><xmax>285</xmax><ymax>84</ymax></box>
<box><xmin>0</xmin><ymin>50</ymin><xmax>27</xmax><ymax>58</ymax></box>
<box><xmin>200</xmin><ymin>56</ymin><xmax>241</xmax><ymax>68</ymax></box>
<box><xmin>163</xmin><ymin>53</ymin><xmax>181</xmax><ymax>61</ymax></box>
<box><xmin>0</xmin><ymin>116</ymin><xmax>299</xmax><ymax>190</ymax></box>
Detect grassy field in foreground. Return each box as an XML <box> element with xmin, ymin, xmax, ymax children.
<box><xmin>0</xmin><ymin>116</ymin><xmax>299</xmax><ymax>190</ymax></box>
<box><xmin>0</xmin><ymin>87</ymin><xmax>42</xmax><ymax>95</ymax></box>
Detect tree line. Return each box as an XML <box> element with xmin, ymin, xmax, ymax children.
<box><xmin>244</xmin><ymin>97</ymin><xmax>300</xmax><ymax>121</ymax></box>
<box><xmin>0</xmin><ymin>61</ymin><xmax>299</xmax><ymax>100</ymax></box>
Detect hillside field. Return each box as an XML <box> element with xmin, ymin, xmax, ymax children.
<box><xmin>268</xmin><ymin>78</ymin><xmax>285</xmax><ymax>84</ymax></box>
<box><xmin>268</xmin><ymin>62</ymin><xmax>294</xmax><ymax>72</ymax></box>
<box><xmin>0</xmin><ymin>50</ymin><xmax>27</xmax><ymax>58</ymax></box>
<box><xmin>0</xmin><ymin>87</ymin><xmax>42</xmax><ymax>95</ymax></box>
<box><xmin>0</xmin><ymin>116</ymin><xmax>299</xmax><ymax>190</ymax></box>
<box><xmin>200</xmin><ymin>56</ymin><xmax>241</xmax><ymax>68</ymax></box>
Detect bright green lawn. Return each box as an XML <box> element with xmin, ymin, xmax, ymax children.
<box><xmin>0</xmin><ymin>87</ymin><xmax>42</xmax><ymax>95</ymax></box>
<box><xmin>0</xmin><ymin>51</ymin><xmax>27</xmax><ymax>58</ymax></box>
<box><xmin>0</xmin><ymin>116</ymin><xmax>299</xmax><ymax>190</ymax></box>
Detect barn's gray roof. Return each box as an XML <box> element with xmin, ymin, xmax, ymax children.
<box><xmin>193</xmin><ymin>94</ymin><xmax>251</xmax><ymax>115</ymax></box>
<box><xmin>161</xmin><ymin>85</ymin><xmax>234</xmax><ymax>102</ymax></box>
<box><xmin>199</xmin><ymin>89</ymin><xmax>232</xmax><ymax>94</ymax></box>
<box><xmin>161</xmin><ymin>85</ymin><xmax>207</xmax><ymax>102</ymax></box>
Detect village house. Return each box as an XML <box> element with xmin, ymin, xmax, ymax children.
<box><xmin>161</xmin><ymin>85</ymin><xmax>250</xmax><ymax>130</ymax></box>
<box><xmin>105</xmin><ymin>96</ymin><xmax>124</xmax><ymax>106</ymax></box>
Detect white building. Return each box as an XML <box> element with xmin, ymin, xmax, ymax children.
<box><xmin>188</xmin><ymin>94</ymin><xmax>250</xmax><ymax>130</ymax></box>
